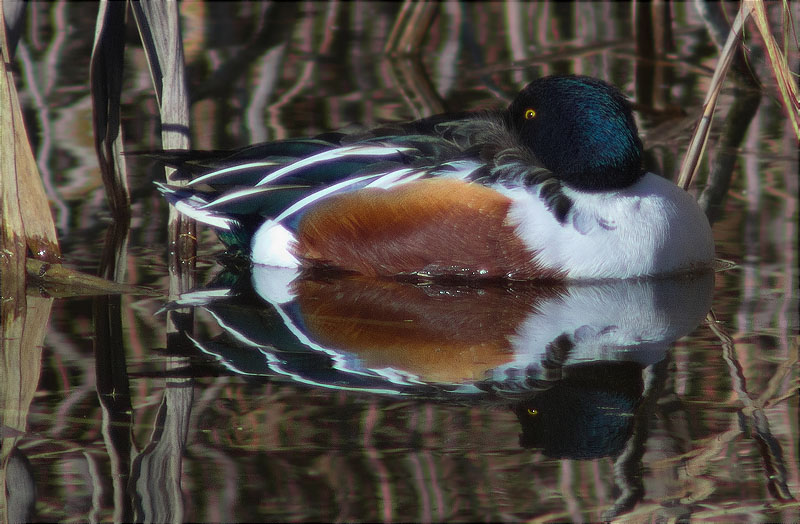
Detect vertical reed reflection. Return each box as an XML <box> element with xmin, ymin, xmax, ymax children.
<box><xmin>0</xmin><ymin>286</ymin><xmax>48</xmax><ymax>524</ymax></box>
<box><xmin>129</xmin><ymin>2</ymin><xmax>196</xmax><ymax>521</ymax></box>
<box><xmin>698</xmin><ymin>86</ymin><xmax>761</xmax><ymax>223</ymax></box>
<box><xmin>387</xmin><ymin>55</ymin><xmax>446</xmax><ymax>117</ymax></box>
<box><xmin>5</xmin><ymin>1</ymin><xmax>795</xmax><ymax>521</ymax></box>
<box><xmin>602</xmin><ymin>358</ymin><xmax>668</xmax><ymax>520</ymax></box>
<box><xmin>635</xmin><ymin>1</ymin><xmax>673</xmax><ymax>114</ymax></box>
<box><xmin>93</xmin><ymin>221</ymin><xmax>134</xmax><ymax>523</ymax></box>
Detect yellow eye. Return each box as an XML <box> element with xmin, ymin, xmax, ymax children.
<box><xmin>527</xmin><ymin>408</ymin><xmax>538</xmax><ymax>416</ymax></box>
<box><xmin>524</xmin><ymin>108</ymin><xmax>536</xmax><ymax>119</ymax></box>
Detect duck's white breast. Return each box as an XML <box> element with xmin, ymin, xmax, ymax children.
<box><xmin>502</xmin><ymin>173</ymin><xmax>715</xmax><ymax>279</ymax></box>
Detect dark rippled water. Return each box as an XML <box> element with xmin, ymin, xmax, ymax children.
<box><xmin>3</xmin><ymin>2</ymin><xmax>797</xmax><ymax>522</ymax></box>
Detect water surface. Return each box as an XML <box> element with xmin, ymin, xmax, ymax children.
<box><xmin>3</xmin><ymin>2</ymin><xmax>798</xmax><ymax>522</ymax></box>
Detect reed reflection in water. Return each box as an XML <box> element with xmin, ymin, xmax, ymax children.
<box><xmin>1</xmin><ymin>1</ymin><xmax>797</xmax><ymax>522</ymax></box>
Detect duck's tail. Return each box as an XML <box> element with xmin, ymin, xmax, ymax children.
<box><xmin>156</xmin><ymin>182</ymin><xmax>276</xmax><ymax>254</ymax></box>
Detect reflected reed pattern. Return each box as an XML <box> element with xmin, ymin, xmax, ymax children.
<box><xmin>2</xmin><ymin>1</ymin><xmax>797</xmax><ymax>522</ymax></box>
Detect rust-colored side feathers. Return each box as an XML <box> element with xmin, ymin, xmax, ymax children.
<box><xmin>295</xmin><ymin>179</ymin><xmax>557</xmax><ymax>279</ymax></box>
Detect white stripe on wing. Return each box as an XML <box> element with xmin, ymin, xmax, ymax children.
<box><xmin>253</xmin><ymin>144</ymin><xmax>414</xmax><ymax>186</ymax></box>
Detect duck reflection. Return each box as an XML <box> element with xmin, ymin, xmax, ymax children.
<box><xmin>513</xmin><ymin>361</ymin><xmax>644</xmax><ymax>459</ymax></box>
<box><xmin>175</xmin><ymin>267</ymin><xmax>713</xmax><ymax>458</ymax></box>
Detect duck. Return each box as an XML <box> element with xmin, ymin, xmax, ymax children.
<box><xmin>158</xmin><ymin>75</ymin><xmax>714</xmax><ymax>281</ymax></box>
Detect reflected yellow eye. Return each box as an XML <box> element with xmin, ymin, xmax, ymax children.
<box><xmin>524</xmin><ymin>108</ymin><xmax>536</xmax><ymax>119</ymax></box>
<box><xmin>527</xmin><ymin>408</ymin><xmax>538</xmax><ymax>416</ymax></box>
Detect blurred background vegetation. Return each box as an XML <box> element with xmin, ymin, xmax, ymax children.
<box><xmin>1</xmin><ymin>1</ymin><xmax>798</xmax><ymax>522</ymax></box>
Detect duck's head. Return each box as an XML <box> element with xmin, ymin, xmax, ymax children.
<box><xmin>506</xmin><ymin>75</ymin><xmax>643</xmax><ymax>191</ymax></box>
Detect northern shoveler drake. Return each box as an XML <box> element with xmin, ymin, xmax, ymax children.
<box><xmin>159</xmin><ymin>75</ymin><xmax>714</xmax><ymax>280</ymax></box>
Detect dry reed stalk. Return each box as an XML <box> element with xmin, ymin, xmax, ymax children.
<box><xmin>677</xmin><ymin>3</ymin><xmax>751</xmax><ymax>190</ymax></box>
<box><xmin>0</xmin><ymin>0</ymin><xmax>60</xmax><ymax>268</ymax></box>
<box><xmin>2</xmin><ymin>11</ymin><xmax>57</xmax><ymax>511</ymax></box>
<box><xmin>26</xmin><ymin>258</ymin><xmax>159</xmax><ymax>297</ymax></box>
<box><xmin>3</xmin><ymin>2</ymin><xmax>131</xmax><ymax>296</ymax></box>
<box><xmin>749</xmin><ymin>0</ymin><xmax>800</xmax><ymax>140</ymax></box>
<box><xmin>678</xmin><ymin>0</ymin><xmax>800</xmax><ymax>189</ymax></box>
<box><xmin>130</xmin><ymin>1</ymin><xmax>195</xmax><ymax>276</ymax></box>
